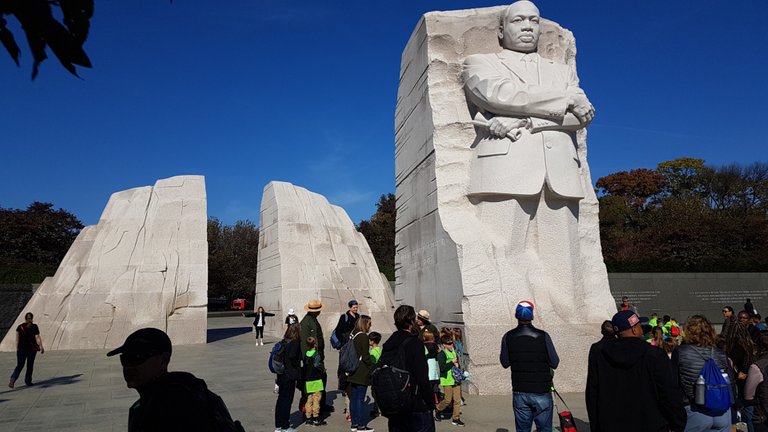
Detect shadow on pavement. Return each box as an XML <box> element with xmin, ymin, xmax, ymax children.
<box><xmin>35</xmin><ymin>374</ymin><xmax>84</xmax><ymax>389</ymax></box>
<box><xmin>0</xmin><ymin>374</ymin><xmax>84</xmax><ymax>394</ymax></box>
<box><xmin>207</xmin><ymin>327</ymin><xmax>252</xmax><ymax>343</ymax></box>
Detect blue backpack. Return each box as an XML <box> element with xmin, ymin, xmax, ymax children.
<box><xmin>268</xmin><ymin>340</ymin><xmax>287</xmax><ymax>374</ymax></box>
<box><xmin>697</xmin><ymin>356</ymin><xmax>731</xmax><ymax>416</ymax></box>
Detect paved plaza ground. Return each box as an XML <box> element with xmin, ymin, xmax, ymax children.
<box><xmin>0</xmin><ymin>316</ymin><xmax>589</xmax><ymax>431</ymax></box>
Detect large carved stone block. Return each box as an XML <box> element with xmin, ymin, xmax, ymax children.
<box><xmin>255</xmin><ymin>181</ymin><xmax>394</xmax><ymax>336</ymax></box>
<box><xmin>0</xmin><ymin>176</ymin><xmax>208</xmax><ymax>351</ymax></box>
<box><xmin>395</xmin><ymin>5</ymin><xmax>616</xmax><ymax>393</ymax></box>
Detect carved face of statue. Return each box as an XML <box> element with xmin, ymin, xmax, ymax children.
<box><xmin>499</xmin><ymin>1</ymin><xmax>540</xmax><ymax>53</ymax></box>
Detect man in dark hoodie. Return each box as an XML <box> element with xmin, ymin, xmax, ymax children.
<box><xmin>382</xmin><ymin>305</ymin><xmax>436</xmax><ymax>432</ymax></box>
<box><xmin>108</xmin><ymin>327</ymin><xmax>243</xmax><ymax>432</ymax></box>
<box><xmin>586</xmin><ymin>310</ymin><xmax>686</xmax><ymax>432</ymax></box>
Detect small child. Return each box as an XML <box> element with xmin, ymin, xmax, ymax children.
<box><xmin>368</xmin><ymin>332</ymin><xmax>382</xmax><ymax>418</ymax></box>
<box><xmin>369</xmin><ymin>332</ymin><xmax>382</xmax><ymax>365</ymax></box>
<box><xmin>435</xmin><ymin>335</ymin><xmax>465</xmax><ymax>427</ymax></box>
<box><xmin>303</xmin><ymin>337</ymin><xmax>327</xmax><ymax>426</ymax></box>
<box><xmin>423</xmin><ymin>330</ymin><xmax>441</xmax><ymax>407</ymax></box>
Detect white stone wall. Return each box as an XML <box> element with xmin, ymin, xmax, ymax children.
<box><xmin>254</xmin><ymin>181</ymin><xmax>395</xmax><ymax>337</ymax></box>
<box><xmin>0</xmin><ymin>176</ymin><xmax>208</xmax><ymax>352</ymax></box>
<box><xmin>395</xmin><ymin>6</ymin><xmax>616</xmax><ymax>393</ymax></box>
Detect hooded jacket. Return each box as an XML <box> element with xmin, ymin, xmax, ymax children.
<box><xmin>129</xmin><ymin>372</ymin><xmax>221</xmax><ymax>432</ymax></box>
<box><xmin>586</xmin><ymin>337</ymin><xmax>686</xmax><ymax>432</ymax></box>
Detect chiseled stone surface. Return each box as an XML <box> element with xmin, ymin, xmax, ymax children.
<box><xmin>395</xmin><ymin>5</ymin><xmax>615</xmax><ymax>394</ymax></box>
<box><xmin>0</xmin><ymin>176</ymin><xmax>208</xmax><ymax>352</ymax></box>
<box><xmin>255</xmin><ymin>181</ymin><xmax>395</xmax><ymax>336</ymax></box>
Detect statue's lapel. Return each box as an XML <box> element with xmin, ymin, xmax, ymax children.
<box><xmin>496</xmin><ymin>51</ymin><xmax>528</xmax><ymax>83</ymax></box>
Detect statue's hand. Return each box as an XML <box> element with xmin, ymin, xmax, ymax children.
<box><xmin>487</xmin><ymin>117</ymin><xmax>528</xmax><ymax>138</ymax></box>
<box><xmin>568</xmin><ymin>94</ymin><xmax>595</xmax><ymax>126</ymax></box>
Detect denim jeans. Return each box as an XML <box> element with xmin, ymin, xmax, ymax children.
<box><xmin>684</xmin><ymin>405</ymin><xmax>730</xmax><ymax>432</ymax></box>
<box><xmin>349</xmin><ymin>383</ymin><xmax>368</xmax><ymax>427</ymax></box>
<box><xmin>512</xmin><ymin>391</ymin><xmax>553</xmax><ymax>432</ymax></box>
<box><xmin>388</xmin><ymin>411</ymin><xmax>436</xmax><ymax>432</ymax></box>
<box><xmin>274</xmin><ymin>375</ymin><xmax>296</xmax><ymax>429</ymax></box>
<box><xmin>10</xmin><ymin>347</ymin><xmax>37</xmax><ymax>384</ymax></box>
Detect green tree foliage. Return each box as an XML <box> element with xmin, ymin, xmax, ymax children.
<box><xmin>357</xmin><ymin>193</ymin><xmax>396</xmax><ymax>280</ymax></box>
<box><xmin>0</xmin><ymin>202</ymin><xmax>84</xmax><ymax>283</ymax></box>
<box><xmin>1</xmin><ymin>0</ymin><xmax>93</xmax><ymax>78</ymax></box>
<box><xmin>207</xmin><ymin>217</ymin><xmax>259</xmax><ymax>301</ymax></box>
<box><xmin>597</xmin><ymin>159</ymin><xmax>768</xmax><ymax>272</ymax></box>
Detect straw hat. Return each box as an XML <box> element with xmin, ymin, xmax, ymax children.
<box><xmin>417</xmin><ymin>309</ymin><xmax>431</xmax><ymax>320</ymax></box>
<box><xmin>304</xmin><ymin>299</ymin><xmax>325</xmax><ymax>312</ymax></box>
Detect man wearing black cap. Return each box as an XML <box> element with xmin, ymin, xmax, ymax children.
<box><xmin>108</xmin><ymin>328</ymin><xmax>243</xmax><ymax>432</ymax></box>
<box><xmin>586</xmin><ymin>311</ymin><xmax>686</xmax><ymax>432</ymax></box>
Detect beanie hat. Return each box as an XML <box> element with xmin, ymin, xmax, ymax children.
<box><xmin>515</xmin><ymin>300</ymin><xmax>534</xmax><ymax>320</ymax></box>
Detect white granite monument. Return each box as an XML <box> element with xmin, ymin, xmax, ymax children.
<box><xmin>395</xmin><ymin>2</ymin><xmax>616</xmax><ymax>393</ymax></box>
<box><xmin>254</xmin><ymin>181</ymin><xmax>395</xmax><ymax>336</ymax></box>
<box><xmin>0</xmin><ymin>176</ymin><xmax>208</xmax><ymax>351</ymax></box>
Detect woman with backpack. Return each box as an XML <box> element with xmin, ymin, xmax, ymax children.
<box><xmin>274</xmin><ymin>323</ymin><xmax>302</xmax><ymax>432</ymax></box>
<box><xmin>346</xmin><ymin>315</ymin><xmax>374</xmax><ymax>432</ymax></box>
<box><xmin>671</xmin><ymin>315</ymin><xmax>732</xmax><ymax>432</ymax></box>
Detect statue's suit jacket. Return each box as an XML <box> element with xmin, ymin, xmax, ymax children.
<box><xmin>463</xmin><ymin>50</ymin><xmax>586</xmax><ymax>199</ymax></box>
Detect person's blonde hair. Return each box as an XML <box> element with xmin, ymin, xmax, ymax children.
<box><xmin>682</xmin><ymin>315</ymin><xmax>717</xmax><ymax>347</ymax></box>
<box><xmin>423</xmin><ymin>330</ymin><xmax>435</xmax><ymax>342</ymax></box>
<box><xmin>354</xmin><ymin>315</ymin><xmax>372</xmax><ymax>333</ymax></box>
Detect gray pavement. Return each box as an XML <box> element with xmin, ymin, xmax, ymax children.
<box><xmin>0</xmin><ymin>316</ymin><xmax>589</xmax><ymax>431</ymax></box>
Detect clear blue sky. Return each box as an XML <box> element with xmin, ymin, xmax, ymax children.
<box><xmin>2</xmin><ymin>1</ymin><xmax>767</xmax><ymax>227</ymax></box>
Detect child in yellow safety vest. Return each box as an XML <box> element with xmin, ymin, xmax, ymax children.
<box><xmin>303</xmin><ymin>337</ymin><xmax>326</xmax><ymax>426</ymax></box>
<box><xmin>434</xmin><ymin>336</ymin><xmax>466</xmax><ymax>427</ymax></box>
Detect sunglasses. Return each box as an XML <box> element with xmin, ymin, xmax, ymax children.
<box><xmin>119</xmin><ymin>351</ymin><xmax>161</xmax><ymax>367</ymax></box>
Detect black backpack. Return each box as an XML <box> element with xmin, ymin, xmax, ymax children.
<box><xmin>268</xmin><ymin>339</ymin><xmax>287</xmax><ymax>374</ymax></box>
<box><xmin>339</xmin><ymin>332</ymin><xmax>362</xmax><ymax>374</ymax></box>
<box><xmin>371</xmin><ymin>336</ymin><xmax>415</xmax><ymax>418</ymax></box>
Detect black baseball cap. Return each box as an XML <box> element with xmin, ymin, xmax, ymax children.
<box><xmin>107</xmin><ymin>328</ymin><xmax>172</xmax><ymax>358</ymax></box>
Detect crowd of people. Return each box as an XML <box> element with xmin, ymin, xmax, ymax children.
<box><xmin>9</xmin><ymin>293</ymin><xmax>768</xmax><ymax>432</ymax></box>
<box><xmin>269</xmin><ymin>300</ymin><xmax>470</xmax><ymax>432</ymax></box>
<box><xmin>587</xmin><ymin>297</ymin><xmax>768</xmax><ymax>432</ymax></box>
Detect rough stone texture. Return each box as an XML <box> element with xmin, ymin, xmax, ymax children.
<box><xmin>395</xmin><ymin>6</ymin><xmax>615</xmax><ymax>394</ymax></box>
<box><xmin>254</xmin><ymin>181</ymin><xmax>395</xmax><ymax>337</ymax></box>
<box><xmin>0</xmin><ymin>176</ymin><xmax>208</xmax><ymax>352</ymax></box>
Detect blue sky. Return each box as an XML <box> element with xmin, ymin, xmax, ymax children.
<box><xmin>2</xmin><ymin>1</ymin><xmax>767</xmax><ymax>226</ymax></box>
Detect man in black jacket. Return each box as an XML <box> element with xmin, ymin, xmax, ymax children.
<box><xmin>500</xmin><ymin>300</ymin><xmax>559</xmax><ymax>432</ymax></box>
<box><xmin>382</xmin><ymin>305</ymin><xmax>436</xmax><ymax>432</ymax></box>
<box><xmin>108</xmin><ymin>327</ymin><xmax>243</xmax><ymax>432</ymax></box>
<box><xmin>586</xmin><ymin>310</ymin><xmax>686</xmax><ymax>432</ymax></box>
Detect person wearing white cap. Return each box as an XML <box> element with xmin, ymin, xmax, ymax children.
<box><xmin>416</xmin><ymin>309</ymin><xmax>439</xmax><ymax>341</ymax></box>
<box><xmin>285</xmin><ymin>308</ymin><xmax>299</xmax><ymax>327</ymax></box>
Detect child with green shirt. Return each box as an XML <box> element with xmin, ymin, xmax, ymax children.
<box><xmin>303</xmin><ymin>337</ymin><xmax>327</xmax><ymax>426</ymax></box>
<box><xmin>368</xmin><ymin>332</ymin><xmax>382</xmax><ymax>419</ymax></box>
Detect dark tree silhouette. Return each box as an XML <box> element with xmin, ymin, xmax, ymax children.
<box><xmin>0</xmin><ymin>0</ymin><xmax>93</xmax><ymax>78</ymax></box>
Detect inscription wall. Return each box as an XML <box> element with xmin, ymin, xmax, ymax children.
<box><xmin>609</xmin><ymin>273</ymin><xmax>768</xmax><ymax>324</ymax></box>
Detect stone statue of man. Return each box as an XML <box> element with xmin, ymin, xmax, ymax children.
<box><xmin>462</xmin><ymin>0</ymin><xmax>596</xmax><ymax>321</ymax></box>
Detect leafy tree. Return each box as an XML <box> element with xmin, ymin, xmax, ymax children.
<box><xmin>207</xmin><ymin>217</ymin><xmax>259</xmax><ymax>301</ymax></box>
<box><xmin>357</xmin><ymin>193</ymin><xmax>396</xmax><ymax>280</ymax></box>
<box><xmin>1</xmin><ymin>0</ymin><xmax>93</xmax><ymax>78</ymax></box>
<box><xmin>598</xmin><ymin>159</ymin><xmax>768</xmax><ymax>272</ymax></box>
<box><xmin>0</xmin><ymin>202</ymin><xmax>84</xmax><ymax>282</ymax></box>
